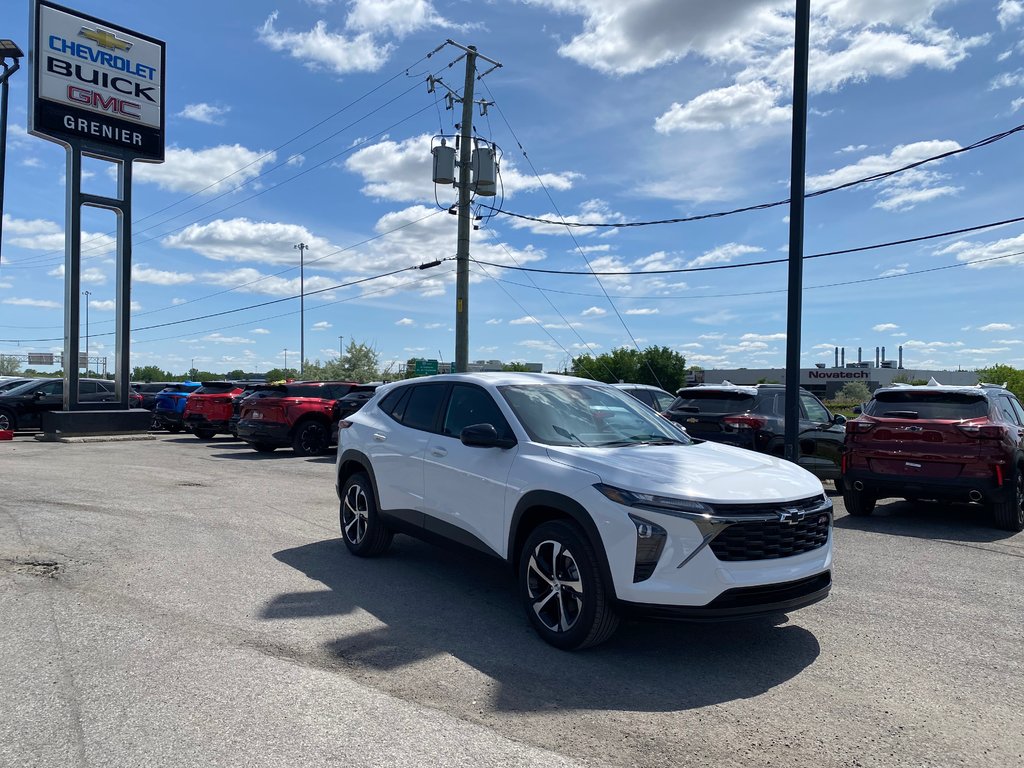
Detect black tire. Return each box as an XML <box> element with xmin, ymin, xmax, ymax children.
<box><xmin>843</xmin><ymin>487</ymin><xmax>877</xmax><ymax>517</ymax></box>
<box><xmin>0</xmin><ymin>409</ymin><xmax>15</xmax><ymax>432</ymax></box>
<box><xmin>167</xmin><ymin>424</ymin><xmax>182</xmax><ymax>434</ymax></box>
<box><xmin>992</xmin><ymin>467</ymin><xmax>1024</xmax><ymax>532</ymax></box>
<box><xmin>339</xmin><ymin>472</ymin><xmax>392</xmax><ymax>557</ymax></box>
<box><xmin>518</xmin><ymin>520</ymin><xmax>619</xmax><ymax>650</ymax></box>
<box><xmin>253</xmin><ymin>443</ymin><xmax>277</xmax><ymax>453</ymax></box>
<box><xmin>292</xmin><ymin>419</ymin><xmax>330</xmax><ymax>456</ymax></box>
<box><xmin>194</xmin><ymin>428</ymin><xmax>216</xmax><ymax>440</ymax></box>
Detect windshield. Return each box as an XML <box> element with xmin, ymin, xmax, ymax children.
<box><xmin>668</xmin><ymin>390</ymin><xmax>757</xmax><ymax>414</ymax></box>
<box><xmin>865</xmin><ymin>391</ymin><xmax>989</xmax><ymax>420</ymax></box>
<box><xmin>1</xmin><ymin>380</ymin><xmax>47</xmax><ymax>397</ymax></box>
<box><xmin>499</xmin><ymin>382</ymin><xmax>691</xmax><ymax>447</ymax></box>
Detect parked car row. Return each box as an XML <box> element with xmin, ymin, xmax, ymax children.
<box><xmin>0</xmin><ymin>377</ymin><xmax>141</xmax><ymax>431</ymax></box>
<box><xmin>616</xmin><ymin>379</ymin><xmax>1023</xmax><ymax>533</ymax></box>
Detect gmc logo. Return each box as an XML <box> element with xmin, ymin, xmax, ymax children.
<box><xmin>67</xmin><ymin>86</ymin><xmax>141</xmax><ymax>118</ymax></box>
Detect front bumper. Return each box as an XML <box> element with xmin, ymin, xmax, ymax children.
<box><xmin>585</xmin><ymin>487</ymin><xmax>833</xmax><ymax>613</ymax></box>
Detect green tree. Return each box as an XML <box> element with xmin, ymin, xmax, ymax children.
<box><xmin>502</xmin><ymin>362</ymin><xmax>533</xmax><ymax>372</ymax></box>
<box><xmin>835</xmin><ymin>381</ymin><xmax>872</xmax><ymax>403</ymax></box>
<box><xmin>0</xmin><ymin>355</ymin><xmax>22</xmax><ymax>375</ymax></box>
<box><xmin>571</xmin><ymin>345</ymin><xmax>687</xmax><ymax>391</ymax></box>
<box><xmin>264</xmin><ymin>368</ymin><xmax>300</xmax><ymax>382</ymax></box>
<box><xmin>976</xmin><ymin>364</ymin><xmax>1024</xmax><ymax>399</ymax></box>
<box><xmin>132</xmin><ymin>365</ymin><xmax>170</xmax><ymax>382</ymax></box>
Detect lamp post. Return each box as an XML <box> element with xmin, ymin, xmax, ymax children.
<box><xmin>0</xmin><ymin>39</ymin><xmax>25</xmax><ymax>267</ymax></box>
<box><xmin>283</xmin><ymin>348</ymin><xmax>288</xmax><ymax>373</ymax></box>
<box><xmin>82</xmin><ymin>290</ymin><xmax>91</xmax><ymax>374</ymax></box>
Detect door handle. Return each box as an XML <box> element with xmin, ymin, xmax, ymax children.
<box><xmin>430</xmin><ymin>447</ymin><xmax>448</xmax><ymax>457</ymax></box>
<box><xmin>372</xmin><ymin>433</ymin><xmax>387</xmax><ymax>441</ymax></box>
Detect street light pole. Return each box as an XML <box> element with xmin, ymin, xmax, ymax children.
<box><xmin>283</xmin><ymin>348</ymin><xmax>288</xmax><ymax>372</ymax></box>
<box><xmin>294</xmin><ymin>242</ymin><xmax>308</xmax><ymax>377</ymax></box>
<box><xmin>0</xmin><ymin>39</ymin><xmax>25</xmax><ymax>268</ymax></box>
<box><xmin>338</xmin><ymin>335</ymin><xmax>343</xmax><ymax>361</ymax></box>
<box><xmin>82</xmin><ymin>290</ymin><xmax>91</xmax><ymax>374</ymax></box>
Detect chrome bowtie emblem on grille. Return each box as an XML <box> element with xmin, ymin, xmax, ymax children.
<box><xmin>779</xmin><ymin>508</ymin><xmax>806</xmax><ymax>525</ymax></box>
<box><xmin>898</xmin><ymin>425</ymin><xmax>923</xmax><ymax>432</ymax></box>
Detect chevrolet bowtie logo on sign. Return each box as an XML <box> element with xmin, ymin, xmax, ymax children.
<box><xmin>79</xmin><ymin>26</ymin><xmax>133</xmax><ymax>52</ymax></box>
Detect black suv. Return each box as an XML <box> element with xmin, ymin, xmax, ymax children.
<box><xmin>663</xmin><ymin>383</ymin><xmax>847</xmax><ymax>487</ymax></box>
<box><xmin>842</xmin><ymin>382</ymin><xmax>1024</xmax><ymax>531</ymax></box>
<box><xmin>0</xmin><ymin>377</ymin><xmax>118</xmax><ymax>431</ymax></box>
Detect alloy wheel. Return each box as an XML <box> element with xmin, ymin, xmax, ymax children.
<box><xmin>0</xmin><ymin>412</ymin><xmax>10</xmax><ymax>431</ymax></box>
<box><xmin>526</xmin><ymin>539</ymin><xmax>585</xmax><ymax>633</ymax></box>
<box><xmin>342</xmin><ymin>483</ymin><xmax>369</xmax><ymax>546</ymax></box>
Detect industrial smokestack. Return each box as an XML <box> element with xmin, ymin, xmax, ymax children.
<box><xmin>841</xmin><ymin>348</ymin><xmax>845</xmax><ymax>367</ymax></box>
<box><xmin>899</xmin><ymin>346</ymin><xmax>903</xmax><ymax>369</ymax></box>
<box><xmin>858</xmin><ymin>346</ymin><xmax>862</xmax><ymax>364</ymax></box>
<box><xmin>834</xmin><ymin>347</ymin><xmax>839</xmax><ymax>367</ymax></box>
<box><xmin>876</xmin><ymin>347</ymin><xmax>880</xmax><ymax>367</ymax></box>
<box><xmin>882</xmin><ymin>346</ymin><xmax>886</xmax><ymax>365</ymax></box>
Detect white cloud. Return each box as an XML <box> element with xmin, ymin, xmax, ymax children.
<box><xmin>990</xmin><ymin>70</ymin><xmax>1024</xmax><ymax>89</ymax></box>
<box><xmin>510</xmin><ymin>316</ymin><xmax>540</xmax><ymax>325</ymax></box>
<box><xmin>998</xmin><ymin>1</ymin><xmax>1024</xmax><ymax>29</ymax></box>
<box><xmin>133</xmin><ymin>145</ymin><xmax>276</xmax><ymax>195</ymax></box>
<box><xmin>257</xmin><ymin>12</ymin><xmax>390</xmax><ymax>74</ymax></box>
<box><xmin>3</xmin><ymin>297</ymin><xmax>60</xmax><ymax>309</ymax></box>
<box><xmin>837</xmin><ymin>144</ymin><xmax>868</xmax><ymax>153</ymax></box>
<box><xmin>163</xmin><ymin>218</ymin><xmax>332</xmax><ymax>266</ymax></box>
<box><xmin>203</xmin><ymin>333</ymin><xmax>254</xmax><ymax>344</ymax></box>
<box><xmin>879</xmin><ymin>264</ymin><xmax>909</xmax><ymax>277</ymax></box>
<box><xmin>396</xmin><ymin>318</ymin><xmax>415</xmax><ymax>326</ymax></box>
<box><xmin>688</xmin><ymin>243</ymin><xmax>763</xmax><ymax>268</ymax></box>
<box><xmin>312</xmin><ymin>321</ymin><xmax>333</xmax><ymax>330</ymax></box>
<box><xmin>937</xmin><ymin>232</ymin><xmax>1024</xmax><ymax>269</ymax></box>
<box><xmin>507</xmin><ymin>198</ymin><xmax>623</xmax><ymax>236</ymax></box>
<box><xmin>346</xmin><ymin>0</ymin><xmax>450</xmax><ymax>38</ymax></box>
<box><xmin>807</xmin><ymin>140</ymin><xmax>962</xmax><ymax>212</ymax></box>
<box><xmin>48</xmin><ymin>264</ymin><xmax>107</xmax><ymax>284</ymax></box>
<box><xmin>741</xmin><ymin>332</ymin><xmax>786</xmax><ymax>341</ymax></box>
<box><xmin>252</xmin><ymin>328</ymin><xmax>271</xmax><ymax>335</ymax></box>
<box><xmin>979</xmin><ymin>323</ymin><xmax>1015</xmax><ymax>332</ymax></box>
<box><xmin>178</xmin><ymin>103</ymin><xmax>230</xmax><ymax>125</ymax></box>
<box><xmin>485</xmin><ymin>318</ymin><xmax>503</xmax><ymax>325</ymax></box>
<box><xmin>582</xmin><ymin>306</ymin><xmax>607</xmax><ymax>316</ymax></box>
<box><xmin>655</xmin><ymin>81</ymin><xmax>790</xmax><ymax>134</ymax></box>
<box><xmin>90</xmin><ymin>299</ymin><xmax>142</xmax><ymax>311</ymax></box>
<box><xmin>873</xmin><ymin>323</ymin><xmax>900</xmax><ymax>332</ymax></box>
<box><xmin>624</xmin><ymin>308</ymin><xmax>659</xmax><ymax>315</ymax></box>
<box><xmin>133</xmin><ymin>267</ymin><xmax>195</xmax><ymax>286</ymax></box>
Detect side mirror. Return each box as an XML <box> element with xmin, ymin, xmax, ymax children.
<box><xmin>461</xmin><ymin>422</ymin><xmax>516</xmax><ymax>449</ymax></box>
<box><xmin>33</xmin><ymin>390</ymin><xmax>45</xmax><ymax>400</ymax></box>
<box><xmin>832</xmin><ymin>414</ymin><xmax>847</xmax><ymax>425</ymax></box>
<box><xmin>852</xmin><ymin>405</ymin><xmax>862</xmax><ymax>415</ymax></box>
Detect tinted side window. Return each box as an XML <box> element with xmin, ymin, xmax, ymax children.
<box><xmin>652</xmin><ymin>391</ymin><xmax>676</xmax><ymax>411</ymax></box>
<box><xmin>401</xmin><ymin>383</ymin><xmax>448</xmax><ymax>431</ymax></box>
<box><xmin>801</xmin><ymin>392</ymin><xmax>831</xmax><ymax>423</ymax></box>
<box><xmin>378</xmin><ymin>388</ymin><xmax>407</xmax><ymax>419</ymax></box>
<box><xmin>997</xmin><ymin>395</ymin><xmax>1021</xmax><ymax>426</ymax></box>
<box><xmin>442</xmin><ymin>384</ymin><xmax>511</xmax><ymax>438</ymax></box>
<box><xmin>1008</xmin><ymin>396</ymin><xmax>1024</xmax><ymax>427</ymax></box>
<box><xmin>79</xmin><ymin>381</ymin><xmax>99</xmax><ymax>394</ymax></box>
<box><xmin>37</xmin><ymin>380</ymin><xmax>63</xmax><ymax>396</ymax></box>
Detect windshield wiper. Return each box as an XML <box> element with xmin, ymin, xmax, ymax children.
<box><xmin>551</xmin><ymin>425</ymin><xmax>586</xmax><ymax>445</ymax></box>
<box><xmin>596</xmin><ymin>435</ymin><xmax>686</xmax><ymax>447</ymax></box>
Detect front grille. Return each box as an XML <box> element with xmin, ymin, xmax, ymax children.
<box><xmin>710</xmin><ymin>513</ymin><xmax>830</xmax><ymax>561</ymax></box>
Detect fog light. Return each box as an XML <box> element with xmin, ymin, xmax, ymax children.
<box><xmin>629</xmin><ymin>514</ymin><xmax>666</xmax><ymax>582</ymax></box>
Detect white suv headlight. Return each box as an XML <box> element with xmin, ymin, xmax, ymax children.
<box><xmin>594</xmin><ymin>483</ymin><xmax>714</xmax><ymax>519</ymax></box>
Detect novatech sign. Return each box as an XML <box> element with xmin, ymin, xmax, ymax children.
<box><xmin>807</xmin><ymin>370</ymin><xmax>870</xmax><ymax>380</ymax></box>
<box><xmin>29</xmin><ymin>0</ymin><xmax>165</xmax><ymax>161</ymax></box>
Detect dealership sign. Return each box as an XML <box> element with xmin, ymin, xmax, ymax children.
<box><xmin>29</xmin><ymin>0</ymin><xmax>165</xmax><ymax>161</ymax></box>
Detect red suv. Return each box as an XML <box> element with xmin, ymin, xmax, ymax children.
<box><xmin>236</xmin><ymin>381</ymin><xmax>360</xmax><ymax>456</ymax></box>
<box><xmin>183</xmin><ymin>381</ymin><xmax>245</xmax><ymax>439</ymax></box>
<box><xmin>842</xmin><ymin>382</ymin><xmax>1024</xmax><ymax>531</ymax></box>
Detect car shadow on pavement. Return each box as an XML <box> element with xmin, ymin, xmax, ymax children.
<box><xmin>263</xmin><ymin>537</ymin><xmax>821</xmax><ymax>713</ymax></box>
<box><xmin>834</xmin><ymin>499</ymin><xmax>1018</xmax><ymax>543</ymax></box>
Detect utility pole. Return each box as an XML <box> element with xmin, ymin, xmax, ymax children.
<box><xmin>784</xmin><ymin>0</ymin><xmax>811</xmax><ymax>463</ymax></box>
<box><xmin>0</xmin><ymin>40</ymin><xmax>25</xmax><ymax>268</ymax></box>
<box><xmin>283</xmin><ymin>348</ymin><xmax>289</xmax><ymax>372</ymax></box>
<box><xmin>82</xmin><ymin>289</ymin><xmax>91</xmax><ymax>374</ymax></box>
<box><xmin>338</xmin><ymin>335</ymin><xmax>344</xmax><ymax>360</ymax></box>
<box><xmin>294</xmin><ymin>242</ymin><xmax>307</xmax><ymax>377</ymax></box>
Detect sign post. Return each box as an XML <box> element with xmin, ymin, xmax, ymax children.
<box><xmin>27</xmin><ymin>0</ymin><xmax>164</xmax><ymax>421</ymax></box>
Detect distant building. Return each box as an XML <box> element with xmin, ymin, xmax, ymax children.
<box><xmin>404</xmin><ymin>358</ymin><xmax>542</xmax><ymax>376</ymax></box>
<box><xmin>695</xmin><ymin>366</ymin><xmax>978</xmax><ymax>399</ymax></box>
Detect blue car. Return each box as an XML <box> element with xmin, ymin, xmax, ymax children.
<box><xmin>152</xmin><ymin>381</ymin><xmax>201</xmax><ymax>432</ymax></box>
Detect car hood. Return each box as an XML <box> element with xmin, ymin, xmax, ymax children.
<box><xmin>544</xmin><ymin>440</ymin><xmax>823</xmax><ymax>503</ymax></box>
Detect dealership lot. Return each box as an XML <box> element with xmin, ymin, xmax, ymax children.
<box><xmin>1</xmin><ymin>435</ymin><xmax>1021</xmax><ymax>768</ymax></box>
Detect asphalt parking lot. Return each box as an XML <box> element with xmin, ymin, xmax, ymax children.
<box><xmin>1</xmin><ymin>434</ymin><xmax>1022</xmax><ymax>768</ymax></box>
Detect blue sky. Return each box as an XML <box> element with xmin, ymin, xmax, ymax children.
<box><xmin>2</xmin><ymin>0</ymin><xmax>1023</xmax><ymax>376</ymax></box>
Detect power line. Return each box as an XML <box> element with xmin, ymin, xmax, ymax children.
<box><xmin>479</xmin><ymin>80</ymin><xmax>659</xmax><ymax>387</ymax></box>
<box><xmin>479</xmin><ymin>121</ymin><xmax>1024</xmax><ymax>230</ymax></box>
<box><xmin>470</xmin><ymin>214</ymin><xmax>1024</xmax><ymax>276</ymax></box>
<box><xmin>0</xmin><ymin>258</ymin><xmax>454</xmax><ymax>344</ymax></box>
<box><xmin>482</xmin><ymin>250</ymin><xmax>1024</xmax><ymax>300</ymax></box>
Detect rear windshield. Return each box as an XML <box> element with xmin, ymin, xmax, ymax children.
<box><xmin>668</xmin><ymin>391</ymin><xmax>756</xmax><ymax>413</ymax></box>
<box><xmin>865</xmin><ymin>391</ymin><xmax>990</xmax><ymax>420</ymax></box>
<box><xmin>193</xmin><ymin>382</ymin><xmax>238</xmax><ymax>394</ymax></box>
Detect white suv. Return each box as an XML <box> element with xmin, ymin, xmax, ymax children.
<box><xmin>335</xmin><ymin>373</ymin><xmax>832</xmax><ymax>650</ymax></box>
